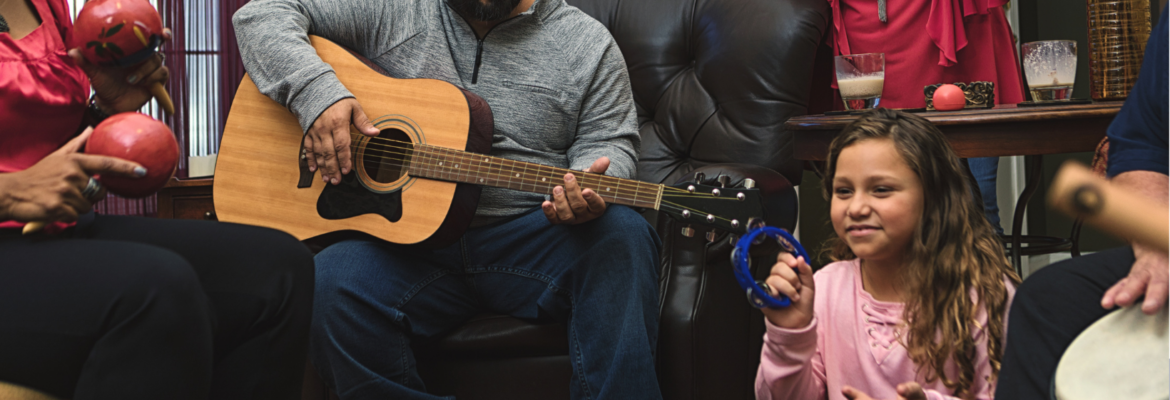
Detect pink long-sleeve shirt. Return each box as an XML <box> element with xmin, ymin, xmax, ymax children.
<box><xmin>755</xmin><ymin>259</ymin><xmax>1016</xmax><ymax>400</ymax></box>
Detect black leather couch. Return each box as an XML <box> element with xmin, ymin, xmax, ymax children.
<box><xmin>302</xmin><ymin>0</ymin><xmax>829</xmax><ymax>398</ymax></box>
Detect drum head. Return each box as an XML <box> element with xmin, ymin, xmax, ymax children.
<box><xmin>1054</xmin><ymin>305</ymin><xmax>1169</xmax><ymax>400</ymax></box>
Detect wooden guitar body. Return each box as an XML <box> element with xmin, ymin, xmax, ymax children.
<box><xmin>215</xmin><ymin>36</ymin><xmax>492</xmax><ymax>247</ymax></box>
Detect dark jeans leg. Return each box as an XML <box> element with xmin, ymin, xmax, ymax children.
<box><xmin>995</xmin><ymin>247</ymin><xmax>1134</xmax><ymax>400</ymax></box>
<box><xmin>311</xmin><ymin>206</ymin><xmax>662</xmax><ymax>400</ymax></box>
<box><xmin>968</xmin><ymin>156</ymin><xmax>1003</xmax><ymax>234</ymax></box>
<box><xmin>310</xmin><ymin>236</ymin><xmax>475</xmax><ymax>400</ymax></box>
<box><xmin>463</xmin><ymin>206</ymin><xmax>662</xmax><ymax>400</ymax></box>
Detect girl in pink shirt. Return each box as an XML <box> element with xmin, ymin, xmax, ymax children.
<box><xmin>755</xmin><ymin>109</ymin><xmax>1020</xmax><ymax>400</ymax></box>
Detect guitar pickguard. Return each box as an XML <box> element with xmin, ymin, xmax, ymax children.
<box><xmin>317</xmin><ymin>172</ymin><xmax>403</xmax><ymax>222</ymax></box>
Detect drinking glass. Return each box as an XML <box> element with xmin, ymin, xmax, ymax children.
<box><xmin>1022</xmin><ymin>40</ymin><xmax>1078</xmax><ymax>101</ymax></box>
<box><xmin>834</xmin><ymin>53</ymin><xmax>885</xmax><ymax>110</ymax></box>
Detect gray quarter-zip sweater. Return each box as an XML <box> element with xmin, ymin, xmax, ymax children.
<box><xmin>233</xmin><ymin>0</ymin><xmax>640</xmax><ymax>219</ymax></box>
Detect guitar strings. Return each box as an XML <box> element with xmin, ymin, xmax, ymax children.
<box><xmin>344</xmin><ymin>134</ymin><xmax>665</xmax><ymax>203</ymax></box>
<box><xmin>352</xmin><ymin>131</ymin><xmax>693</xmax><ymax>194</ymax></box>
<box><xmin>353</xmin><ymin>135</ymin><xmax>655</xmax><ymax>198</ymax></box>
<box><xmin>346</xmin><ymin>135</ymin><xmax>745</xmax><ymax>215</ymax></box>
<box><xmin>345</xmin><ymin>137</ymin><xmax>663</xmax><ymax>206</ymax></box>
<box><xmin>347</xmin><ymin>135</ymin><xmax>746</xmax><ymax>214</ymax></box>
<box><xmin>311</xmin><ymin>134</ymin><xmax>745</xmax><ymax>222</ymax></box>
<box><xmin>345</xmin><ymin>133</ymin><xmax>737</xmax><ymax>201</ymax></box>
<box><xmin>343</xmin><ymin>132</ymin><xmax>669</xmax><ymax>194</ymax></box>
<box><xmin>660</xmin><ymin>200</ymin><xmax>737</xmax><ymax>224</ymax></box>
<box><xmin>346</xmin><ymin>128</ymin><xmax>702</xmax><ymax>196</ymax></box>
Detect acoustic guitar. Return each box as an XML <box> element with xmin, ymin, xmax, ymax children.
<box><xmin>214</xmin><ymin>36</ymin><xmax>764</xmax><ymax>248</ymax></box>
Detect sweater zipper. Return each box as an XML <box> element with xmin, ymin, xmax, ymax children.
<box><xmin>449</xmin><ymin>5</ymin><xmax>522</xmax><ymax>85</ymax></box>
<box><xmin>473</xmin><ymin>39</ymin><xmax>484</xmax><ymax>84</ymax></box>
<box><xmin>471</xmin><ymin>22</ymin><xmax>509</xmax><ymax>84</ymax></box>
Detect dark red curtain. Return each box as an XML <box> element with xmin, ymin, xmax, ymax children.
<box><xmin>158</xmin><ymin>0</ymin><xmax>188</xmax><ymax>179</ymax></box>
<box><xmin>219</xmin><ymin>0</ymin><xmax>250</xmax><ymax>145</ymax></box>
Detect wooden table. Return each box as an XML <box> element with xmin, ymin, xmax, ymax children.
<box><xmin>787</xmin><ymin>101</ymin><xmax>1125</xmax><ymax>274</ymax></box>
<box><xmin>156</xmin><ymin>177</ymin><xmax>217</xmax><ymax>221</ymax></box>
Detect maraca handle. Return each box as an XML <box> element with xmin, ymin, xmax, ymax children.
<box><xmin>1048</xmin><ymin>161</ymin><xmax>1169</xmax><ymax>253</ymax></box>
<box><xmin>22</xmin><ymin>221</ymin><xmax>47</xmax><ymax>235</ymax></box>
<box><xmin>150</xmin><ymin>82</ymin><xmax>174</xmax><ymax>115</ymax></box>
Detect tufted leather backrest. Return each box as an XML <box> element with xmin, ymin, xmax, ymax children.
<box><xmin>568</xmin><ymin>1</ymin><xmax>830</xmax><ymax>398</ymax></box>
<box><xmin>568</xmin><ymin>0</ymin><xmax>830</xmax><ymax>186</ymax></box>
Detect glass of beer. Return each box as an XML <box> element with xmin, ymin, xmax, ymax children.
<box><xmin>835</xmin><ymin>53</ymin><xmax>885</xmax><ymax>110</ymax></box>
<box><xmin>1022</xmin><ymin>40</ymin><xmax>1078</xmax><ymax>101</ymax></box>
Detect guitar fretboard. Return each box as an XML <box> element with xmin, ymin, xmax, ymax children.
<box><xmin>407</xmin><ymin>144</ymin><xmax>661</xmax><ymax>209</ymax></box>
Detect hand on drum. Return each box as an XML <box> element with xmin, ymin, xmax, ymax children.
<box><xmin>541</xmin><ymin>157</ymin><xmax>609</xmax><ymax>225</ymax></box>
<box><xmin>841</xmin><ymin>382</ymin><xmax>926</xmax><ymax>400</ymax></box>
<box><xmin>1102</xmin><ymin>243</ymin><xmax>1169</xmax><ymax>314</ymax></box>
<box><xmin>306</xmin><ymin>98</ymin><xmax>380</xmax><ymax>185</ymax></box>
<box><xmin>760</xmin><ymin>252</ymin><xmax>815</xmax><ymax>329</ymax></box>
<box><xmin>0</xmin><ymin>128</ymin><xmax>144</xmax><ymax>223</ymax></box>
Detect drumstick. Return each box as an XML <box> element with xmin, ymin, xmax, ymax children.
<box><xmin>1047</xmin><ymin>161</ymin><xmax>1169</xmax><ymax>253</ymax></box>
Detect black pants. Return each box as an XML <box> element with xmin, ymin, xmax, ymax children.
<box><xmin>0</xmin><ymin>214</ymin><xmax>314</xmax><ymax>400</ymax></box>
<box><xmin>995</xmin><ymin>247</ymin><xmax>1134</xmax><ymax>400</ymax></box>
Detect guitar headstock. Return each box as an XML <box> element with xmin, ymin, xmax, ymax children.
<box><xmin>659</xmin><ymin>178</ymin><xmax>764</xmax><ymax>235</ymax></box>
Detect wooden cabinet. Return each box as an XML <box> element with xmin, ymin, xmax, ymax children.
<box><xmin>156</xmin><ymin>177</ymin><xmax>217</xmax><ymax>220</ymax></box>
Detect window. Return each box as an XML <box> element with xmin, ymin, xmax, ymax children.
<box><xmin>65</xmin><ymin>0</ymin><xmax>246</xmax><ymax>216</ymax></box>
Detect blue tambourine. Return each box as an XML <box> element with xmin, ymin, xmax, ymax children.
<box><xmin>732</xmin><ymin>226</ymin><xmax>810</xmax><ymax>309</ymax></box>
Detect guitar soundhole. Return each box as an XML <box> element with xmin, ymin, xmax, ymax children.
<box><xmin>362</xmin><ymin>128</ymin><xmax>413</xmax><ymax>184</ymax></box>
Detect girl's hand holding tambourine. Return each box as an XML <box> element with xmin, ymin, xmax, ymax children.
<box><xmin>761</xmin><ymin>253</ymin><xmax>816</xmax><ymax>329</ymax></box>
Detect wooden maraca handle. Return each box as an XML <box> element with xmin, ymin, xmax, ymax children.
<box><xmin>150</xmin><ymin>82</ymin><xmax>174</xmax><ymax>115</ymax></box>
<box><xmin>1047</xmin><ymin>161</ymin><xmax>1169</xmax><ymax>253</ymax></box>
<box><xmin>21</xmin><ymin>221</ymin><xmax>46</xmax><ymax>235</ymax></box>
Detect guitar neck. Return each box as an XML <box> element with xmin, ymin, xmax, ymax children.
<box><xmin>408</xmin><ymin>144</ymin><xmax>662</xmax><ymax>210</ymax></box>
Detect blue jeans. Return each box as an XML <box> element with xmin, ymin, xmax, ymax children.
<box><xmin>968</xmin><ymin>157</ymin><xmax>1003</xmax><ymax>234</ymax></box>
<box><xmin>310</xmin><ymin>206</ymin><xmax>663</xmax><ymax>400</ymax></box>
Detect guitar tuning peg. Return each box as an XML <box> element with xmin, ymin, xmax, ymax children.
<box><xmin>717</xmin><ymin>175</ymin><xmax>730</xmax><ymax>188</ymax></box>
<box><xmin>743</xmin><ymin>178</ymin><xmax>755</xmax><ymax>189</ymax></box>
<box><xmin>694</xmin><ymin>172</ymin><xmax>706</xmax><ymax>183</ymax></box>
<box><xmin>681</xmin><ymin>225</ymin><xmax>695</xmax><ymax>238</ymax></box>
<box><xmin>705</xmin><ymin>230</ymin><xmax>717</xmax><ymax>242</ymax></box>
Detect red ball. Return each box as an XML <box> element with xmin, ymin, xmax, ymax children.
<box><xmin>87</xmin><ymin>113</ymin><xmax>179</xmax><ymax>198</ymax></box>
<box><xmin>932</xmin><ymin>84</ymin><xmax>967</xmax><ymax>111</ymax></box>
<box><xmin>70</xmin><ymin>0</ymin><xmax>164</xmax><ymax>65</ymax></box>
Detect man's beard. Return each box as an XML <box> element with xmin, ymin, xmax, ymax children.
<box><xmin>447</xmin><ymin>0</ymin><xmax>523</xmax><ymax>23</ymax></box>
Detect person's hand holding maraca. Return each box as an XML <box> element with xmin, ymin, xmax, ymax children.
<box><xmin>20</xmin><ymin>112</ymin><xmax>178</xmax><ymax>234</ymax></box>
<box><xmin>0</xmin><ymin>128</ymin><xmax>146</xmax><ymax>224</ymax></box>
<box><xmin>67</xmin><ymin>29</ymin><xmax>170</xmax><ymax>114</ymax></box>
<box><xmin>67</xmin><ymin>0</ymin><xmax>174</xmax><ymax>115</ymax></box>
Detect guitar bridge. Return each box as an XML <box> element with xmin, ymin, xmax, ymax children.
<box><xmin>297</xmin><ymin>143</ymin><xmax>314</xmax><ymax>188</ymax></box>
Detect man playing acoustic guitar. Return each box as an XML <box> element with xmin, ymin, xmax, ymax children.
<box><xmin>233</xmin><ymin>0</ymin><xmax>663</xmax><ymax>399</ymax></box>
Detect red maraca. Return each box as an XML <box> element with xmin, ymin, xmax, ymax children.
<box><xmin>22</xmin><ymin>113</ymin><xmax>178</xmax><ymax>234</ymax></box>
<box><xmin>71</xmin><ymin>0</ymin><xmax>174</xmax><ymax>115</ymax></box>
<box><xmin>86</xmin><ymin>112</ymin><xmax>180</xmax><ymax>198</ymax></box>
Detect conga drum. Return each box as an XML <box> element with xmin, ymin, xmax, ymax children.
<box><xmin>1054</xmin><ymin>305</ymin><xmax>1168</xmax><ymax>400</ymax></box>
